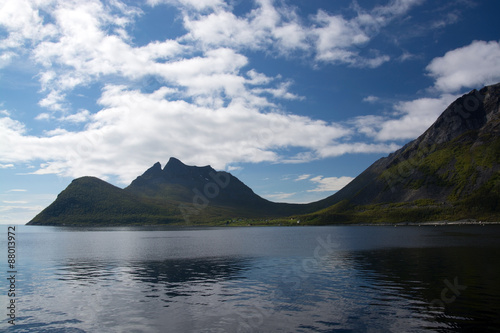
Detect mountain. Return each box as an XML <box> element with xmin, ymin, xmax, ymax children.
<box><xmin>302</xmin><ymin>82</ymin><xmax>500</xmax><ymax>223</ymax></box>
<box><xmin>26</xmin><ymin>176</ymin><xmax>184</xmax><ymax>225</ymax></box>
<box><xmin>125</xmin><ymin>157</ymin><xmax>308</xmax><ymax>220</ymax></box>
<box><xmin>28</xmin><ymin>83</ymin><xmax>500</xmax><ymax>226</ymax></box>
<box><xmin>127</xmin><ymin>157</ymin><xmax>270</xmax><ymax>207</ymax></box>
<box><xmin>28</xmin><ymin>157</ymin><xmax>309</xmax><ymax>226</ymax></box>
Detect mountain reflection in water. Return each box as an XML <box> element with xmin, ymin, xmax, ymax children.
<box><xmin>3</xmin><ymin>225</ymin><xmax>500</xmax><ymax>332</ymax></box>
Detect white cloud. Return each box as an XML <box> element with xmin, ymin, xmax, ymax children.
<box><xmin>252</xmin><ymin>81</ymin><xmax>304</xmax><ymax>101</ymax></box>
<box><xmin>0</xmin><ymin>164</ymin><xmax>15</xmax><ymax>169</ymax></box>
<box><xmin>371</xmin><ymin>0</ymin><xmax>424</xmax><ymax>17</ymax></box>
<box><xmin>25</xmin><ymin>0</ymin><xmax>182</xmax><ymax>110</ymax></box>
<box><xmin>264</xmin><ymin>192</ymin><xmax>297</xmax><ymax>201</ymax></box>
<box><xmin>373</xmin><ymin>94</ymin><xmax>458</xmax><ymax>141</ymax></box>
<box><xmin>317</xmin><ymin>142</ymin><xmax>401</xmax><ymax>158</ymax></box>
<box><xmin>0</xmin><ymin>85</ymin><xmax>353</xmax><ymax>183</ymax></box>
<box><xmin>352</xmin><ymin>40</ymin><xmax>500</xmax><ymax>142</ymax></box>
<box><xmin>0</xmin><ymin>0</ymin><xmax>427</xmax><ymax>118</ymax></box>
<box><xmin>397</xmin><ymin>51</ymin><xmax>418</xmax><ymax>62</ymax></box>
<box><xmin>427</xmin><ymin>40</ymin><xmax>500</xmax><ymax>93</ymax></box>
<box><xmin>312</xmin><ymin>10</ymin><xmax>370</xmax><ymax>65</ymax></box>
<box><xmin>307</xmin><ymin>175</ymin><xmax>354</xmax><ymax>192</ymax></box>
<box><xmin>226</xmin><ymin>165</ymin><xmax>242</xmax><ymax>173</ymax></box>
<box><xmin>38</xmin><ymin>91</ymin><xmax>67</xmax><ymax>111</ymax></box>
<box><xmin>246</xmin><ymin>69</ymin><xmax>274</xmax><ymax>85</ymax></box>
<box><xmin>0</xmin><ymin>51</ymin><xmax>16</xmax><ymax>68</ymax></box>
<box><xmin>352</xmin><ymin>92</ymin><xmax>468</xmax><ymax>142</ymax></box>
<box><xmin>0</xmin><ymin>0</ymin><xmax>57</xmax><ymax>51</ymax></box>
<box><xmin>35</xmin><ymin>113</ymin><xmax>52</xmax><ymax>121</ymax></box>
<box><xmin>1</xmin><ymin>0</ymin><xmax>469</xmax><ymax>186</ymax></box>
<box><xmin>181</xmin><ymin>0</ymin><xmax>421</xmax><ymax>67</ymax></box>
<box><xmin>44</xmin><ymin>128</ymin><xmax>69</xmax><ymax>137</ymax></box>
<box><xmin>310</xmin><ymin>0</ymin><xmax>423</xmax><ymax>67</ymax></box>
<box><xmin>295</xmin><ymin>174</ymin><xmax>311</xmax><ymax>181</ymax></box>
<box><xmin>147</xmin><ymin>0</ymin><xmax>225</xmax><ymax>11</ymax></box>
<box><xmin>363</xmin><ymin>95</ymin><xmax>379</xmax><ymax>103</ymax></box>
<box><xmin>59</xmin><ymin>109</ymin><xmax>91</xmax><ymax>123</ymax></box>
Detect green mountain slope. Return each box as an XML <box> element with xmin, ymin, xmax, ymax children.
<box><xmin>28</xmin><ymin>177</ymin><xmax>184</xmax><ymax>225</ymax></box>
<box><xmin>302</xmin><ymin>82</ymin><xmax>500</xmax><ymax>223</ymax></box>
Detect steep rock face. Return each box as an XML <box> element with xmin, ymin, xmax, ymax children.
<box><xmin>310</xmin><ymin>83</ymin><xmax>500</xmax><ymax>222</ymax></box>
<box><xmin>126</xmin><ymin>157</ymin><xmax>271</xmax><ymax>207</ymax></box>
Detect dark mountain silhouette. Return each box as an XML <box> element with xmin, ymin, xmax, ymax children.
<box><xmin>127</xmin><ymin>157</ymin><xmax>270</xmax><ymax>207</ymax></box>
<box><xmin>27</xmin><ymin>83</ymin><xmax>500</xmax><ymax>226</ymax></box>
<box><xmin>28</xmin><ymin>158</ymin><xmax>309</xmax><ymax>226</ymax></box>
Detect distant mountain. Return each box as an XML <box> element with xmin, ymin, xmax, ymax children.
<box><xmin>127</xmin><ymin>157</ymin><xmax>270</xmax><ymax>207</ymax></box>
<box><xmin>28</xmin><ymin>83</ymin><xmax>500</xmax><ymax>226</ymax></box>
<box><xmin>26</xmin><ymin>176</ymin><xmax>183</xmax><ymax>225</ymax></box>
<box><xmin>303</xmin><ymin>82</ymin><xmax>500</xmax><ymax>223</ymax></box>
<box><xmin>28</xmin><ymin>157</ymin><xmax>308</xmax><ymax>226</ymax></box>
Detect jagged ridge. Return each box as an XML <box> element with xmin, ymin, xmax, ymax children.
<box><xmin>28</xmin><ymin>158</ymin><xmax>311</xmax><ymax>225</ymax></box>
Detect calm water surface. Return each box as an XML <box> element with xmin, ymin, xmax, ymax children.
<box><xmin>1</xmin><ymin>225</ymin><xmax>500</xmax><ymax>332</ymax></box>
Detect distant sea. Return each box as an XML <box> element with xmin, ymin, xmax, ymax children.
<box><xmin>2</xmin><ymin>225</ymin><xmax>500</xmax><ymax>332</ymax></box>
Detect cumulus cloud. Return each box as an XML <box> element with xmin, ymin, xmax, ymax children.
<box><xmin>4</xmin><ymin>0</ymin><xmax>406</xmax><ymax>183</ymax></box>
<box><xmin>0</xmin><ymin>84</ymin><xmax>354</xmax><ymax>183</ymax></box>
<box><xmin>353</xmin><ymin>40</ymin><xmax>500</xmax><ymax>142</ymax></box>
<box><xmin>0</xmin><ymin>0</ymin><xmax>57</xmax><ymax>51</ymax></box>
<box><xmin>426</xmin><ymin>40</ymin><xmax>500</xmax><ymax>93</ymax></box>
<box><xmin>0</xmin><ymin>0</ymin><xmax>426</xmax><ymax>114</ymax></box>
<box><xmin>355</xmin><ymin>94</ymin><xmax>458</xmax><ymax>141</ymax></box>
<box><xmin>2</xmin><ymin>0</ymin><xmax>483</xmax><ymax>185</ymax></box>
<box><xmin>181</xmin><ymin>0</ymin><xmax>421</xmax><ymax>67</ymax></box>
<box><xmin>59</xmin><ymin>110</ymin><xmax>91</xmax><ymax>123</ymax></box>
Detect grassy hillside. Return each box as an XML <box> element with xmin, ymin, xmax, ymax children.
<box><xmin>299</xmin><ymin>133</ymin><xmax>500</xmax><ymax>224</ymax></box>
<box><xmin>28</xmin><ymin>177</ymin><xmax>185</xmax><ymax>225</ymax></box>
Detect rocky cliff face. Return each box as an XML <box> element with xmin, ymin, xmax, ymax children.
<box><xmin>308</xmin><ymin>83</ymin><xmax>500</xmax><ymax>222</ymax></box>
<box><xmin>126</xmin><ymin>157</ymin><xmax>269</xmax><ymax>207</ymax></box>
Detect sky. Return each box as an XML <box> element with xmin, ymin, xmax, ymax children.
<box><xmin>1</xmin><ymin>0</ymin><xmax>500</xmax><ymax>224</ymax></box>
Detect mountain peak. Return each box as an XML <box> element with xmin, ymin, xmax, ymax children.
<box><xmin>165</xmin><ymin>157</ymin><xmax>185</xmax><ymax>167</ymax></box>
<box><xmin>139</xmin><ymin>161</ymin><xmax>163</xmax><ymax>180</ymax></box>
<box><xmin>163</xmin><ymin>157</ymin><xmax>196</xmax><ymax>177</ymax></box>
<box><xmin>312</xmin><ymin>82</ymin><xmax>500</xmax><ymax>222</ymax></box>
<box><xmin>418</xmin><ymin>83</ymin><xmax>500</xmax><ymax>147</ymax></box>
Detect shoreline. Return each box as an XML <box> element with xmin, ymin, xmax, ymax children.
<box><xmin>23</xmin><ymin>220</ymin><xmax>500</xmax><ymax>227</ymax></box>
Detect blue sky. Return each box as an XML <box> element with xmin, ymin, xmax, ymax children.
<box><xmin>1</xmin><ymin>0</ymin><xmax>500</xmax><ymax>224</ymax></box>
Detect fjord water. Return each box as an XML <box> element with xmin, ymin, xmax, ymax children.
<box><xmin>2</xmin><ymin>225</ymin><xmax>500</xmax><ymax>332</ymax></box>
